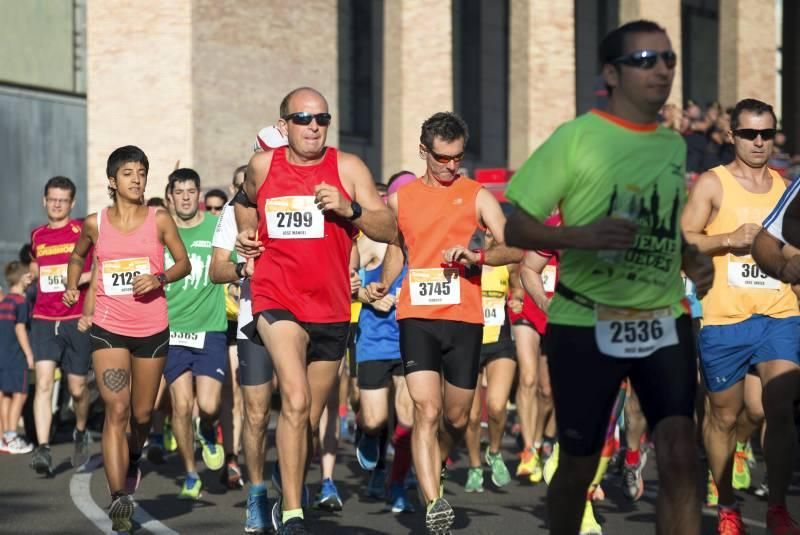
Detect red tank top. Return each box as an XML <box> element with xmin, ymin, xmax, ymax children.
<box><xmin>252</xmin><ymin>146</ymin><xmax>356</xmax><ymax>323</ymax></box>
<box><xmin>396</xmin><ymin>177</ymin><xmax>484</xmax><ymax>324</ymax></box>
<box><xmin>94</xmin><ymin>207</ymin><xmax>168</xmax><ymax>337</ymax></box>
<box><xmin>30</xmin><ymin>219</ymin><xmax>93</xmax><ymax>320</ymax></box>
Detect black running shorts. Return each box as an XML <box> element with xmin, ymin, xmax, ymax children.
<box><xmin>242</xmin><ymin>309</ymin><xmax>350</xmax><ymax>363</ymax></box>
<box><xmin>88</xmin><ymin>324</ymin><xmax>169</xmax><ymax>359</ymax></box>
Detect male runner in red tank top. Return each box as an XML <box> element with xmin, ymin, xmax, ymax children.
<box><xmin>364</xmin><ymin>112</ymin><xmax>522</xmax><ymax>534</ymax></box>
<box><xmin>235</xmin><ymin>87</ymin><xmax>396</xmax><ymax>534</ymax></box>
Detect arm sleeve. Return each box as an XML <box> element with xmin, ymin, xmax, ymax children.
<box><xmin>504</xmin><ymin>123</ymin><xmax>576</xmax><ymax>221</ymax></box>
<box><xmin>762</xmin><ymin>178</ymin><xmax>800</xmax><ymax>244</ymax></box>
<box><xmin>212</xmin><ymin>203</ymin><xmax>238</xmax><ymax>252</ymax></box>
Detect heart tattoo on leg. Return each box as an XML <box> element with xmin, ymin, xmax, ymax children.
<box><xmin>103</xmin><ymin>368</ymin><xmax>130</xmax><ymax>393</ymax></box>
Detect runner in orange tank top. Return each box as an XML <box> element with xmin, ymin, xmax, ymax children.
<box><xmin>364</xmin><ymin>112</ymin><xmax>522</xmax><ymax>534</ymax></box>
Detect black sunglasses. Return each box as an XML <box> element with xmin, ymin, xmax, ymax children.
<box><xmin>425</xmin><ymin>148</ymin><xmax>465</xmax><ymax>164</ymax></box>
<box><xmin>206</xmin><ymin>204</ymin><xmax>224</xmax><ymax>211</ymax></box>
<box><xmin>282</xmin><ymin>112</ymin><xmax>332</xmax><ymax>126</ymax></box>
<box><xmin>733</xmin><ymin>128</ymin><xmax>777</xmax><ymax>141</ymax></box>
<box><xmin>613</xmin><ymin>49</ymin><xmax>677</xmax><ymax>70</ymax></box>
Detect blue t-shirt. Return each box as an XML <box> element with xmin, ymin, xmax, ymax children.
<box><xmin>356</xmin><ymin>264</ymin><xmax>406</xmax><ymax>362</ymax></box>
<box><xmin>0</xmin><ymin>294</ymin><xmax>28</xmax><ymax>369</ymax></box>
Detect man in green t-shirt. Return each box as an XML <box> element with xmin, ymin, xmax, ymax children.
<box><xmin>505</xmin><ymin>20</ymin><xmax>712</xmax><ymax>535</ymax></box>
<box><xmin>163</xmin><ymin>168</ymin><xmax>229</xmax><ymax>500</ymax></box>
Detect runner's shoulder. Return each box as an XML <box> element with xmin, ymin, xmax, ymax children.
<box><xmin>691</xmin><ymin>169</ymin><xmax>723</xmax><ymax>198</ymax></box>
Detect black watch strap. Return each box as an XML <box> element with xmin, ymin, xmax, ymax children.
<box><xmin>347</xmin><ymin>201</ymin><xmax>362</xmax><ymax>221</ymax></box>
<box><xmin>235</xmin><ymin>262</ymin><xmax>247</xmax><ymax>279</ymax></box>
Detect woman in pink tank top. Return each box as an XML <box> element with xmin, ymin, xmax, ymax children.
<box><xmin>63</xmin><ymin>146</ymin><xmax>190</xmax><ymax>530</ymax></box>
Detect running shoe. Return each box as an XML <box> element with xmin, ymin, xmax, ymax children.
<box><xmin>766</xmin><ymin>504</ymin><xmax>800</xmax><ymax>535</ymax></box>
<box><xmin>755</xmin><ymin>474</ymin><xmax>769</xmax><ymax>498</ymax></box>
<box><xmin>387</xmin><ymin>481</ymin><xmax>415</xmax><ymax>513</ymax></box>
<box><xmin>366</xmin><ymin>468</ymin><xmax>386</xmax><ymax>499</ymax></box>
<box><xmin>221</xmin><ymin>455</ymin><xmax>244</xmax><ymax>489</ymax></box>
<box><xmin>4</xmin><ymin>435</ymin><xmax>33</xmax><ymax>455</ymax></box>
<box><xmin>146</xmin><ymin>438</ymin><xmax>166</xmax><ymax>465</ymax></box>
<box><xmin>108</xmin><ymin>494</ymin><xmax>135</xmax><ymax>534</ymax></box>
<box><xmin>744</xmin><ymin>441</ymin><xmax>756</xmax><ymax>469</ymax></box>
<box><xmin>244</xmin><ymin>487</ymin><xmax>269</xmax><ymax>534</ymax></box>
<box><xmin>271</xmin><ymin>462</ymin><xmax>310</xmax><ymax>505</ymax></box>
<box><xmin>732</xmin><ymin>446</ymin><xmax>751</xmax><ymax>490</ymax></box>
<box><xmin>425</xmin><ymin>497</ymin><xmax>454</xmax><ymax>535</ymax></box>
<box><xmin>608</xmin><ymin>446</ymin><xmax>625</xmax><ymax>476</ymax></box>
<box><xmin>718</xmin><ymin>507</ymin><xmax>745</xmax><ymax>535</ymax></box>
<box><xmin>198</xmin><ymin>424</ymin><xmax>224</xmax><ymax>471</ymax></box>
<box><xmin>543</xmin><ymin>442</ymin><xmax>559</xmax><ymax>485</ymax></box>
<box><xmin>580</xmin><ymin>499</ymin><xmax>603</xmax><ymax>534</ymax></box>
<box><xmin>464</xmin><ymin>467</ymin><xmax>484</xmax><ymax>493</ymax></box>
<box><xmin>29</xmin><ymin>445</ymin><xmax>53</xmax><ymax>475</ymax></box>
<box><xmin>485</xmin><ymin>449</ymin><xmax>511</xmax><ymax>487</ymax></box>
<box><xmin>279</xmin><ymin>517</ymin><xmax>308</xmax><ymax>534</ymax></box>
<box><xmin>125</xmin><ymin>458</ymin><xmax>142</xmax><ymax>495</ymax></box>
<box><xmin>706</xmin><ymin>471</ymin><xmax>719</xmax><ymax>507</ymax></box>
<box><xmin>163</xmin><ymin>419</ymin><xmax>177</xmax><ymax>452</ymax></box>
<box><xmin>72</xmin><ymin>429</ymin><xmax>90</xmax><ymax>468</ymax></box>
<box><xmin>516</xmin><ymin>447</ymin><xmax>536</xmax><ymax>477</ymax></box>
<box><xmin>621</xmin><ymin>450</ymin><xmax>647</xmax><ymax>501</ymax></box>
<box><xmin>178</xmin><ymin>475</ymin><xmax>203</xmax><ymax>500</ymax></box>
<box><xmin>439</xmin><ymin>466</ymin><xmax>448</xmax><ymax>498</ymax></box>
<box><xmin>271</xmin><ymin>496</ymin><xmax>283</xmax><ymax>533</ymax></box>
<box><xmin>356</xmin><ymin>432</ymin><xmax>380</xmax><ymax>471</ymax></box>
<box><xmin>314</xmin><ymin>478</ymin><xmax>343</xmax><ymax>512</ymax></box>
<box><xmin>529</xmin><ymin>449</ymin><xmax>544</xmax><ymax>484</ymax></box>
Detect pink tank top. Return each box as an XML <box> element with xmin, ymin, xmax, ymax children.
<box><xmin>94</xmin><ymin>207</ymin><xmax>168</xmax><ymax>337</ymax></box>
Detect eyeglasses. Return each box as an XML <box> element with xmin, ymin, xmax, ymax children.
<box><xmin>46</xmin><ymin>198</ymin><xmax>71</xmax><ymax>205</ymax></box>
<box><xmin>282</xmin><ymin>112</ymin><xmax>332</xmax><ymax>127</ymax></box>
<box><xmin>206</xmin><ymin>204</ymin><xmax>224</xmax><ymax>212</ymax></box>
<box><xmin>424</xmin><ymin>148</ymin><xmax>465</xmax><ymax>164</ymax></box>
<box><xmin>612</xmin><ymin>49</ymin><xmax>677</xmax><ymax>70</ymax></box>
<box><xmin>733</xmin><ymin>128</ymin><xmax>777</xmax><ymax>141</ymax></box>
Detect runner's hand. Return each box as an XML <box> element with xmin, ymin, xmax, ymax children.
<box><xmin>350</xmin><ymin>270</ymin><xmax>362</xmax><ymax>296</ymax></box>
<box><xmin>727</xmin><ymin>223</ymin><xmax>761</xmax><ymax>250</ymax></box>
<box><xmin>576</xmin><ymin>217</ymin><xmax>637</xmax><ymax>250</ymax></box>
<box><xmin>442</xmin><ymin>246</ymin><xmax>479</xmax><ymax>265</ymax></box>
<box><xmin>779</xmin><ymin>255</ymin><xmax>800</xmax><ymax>284</ymax></box>
<box><xmin>314</xmin><ymin>182</ymin><xmax>352</xmax><ymax>218</ymax></box>
<box><xmin>62</xmin><ymin>288</ymin><xmax>79</xmax><ymax>307</ymax></box>
<box><xmin>364</xmin><ymin>282</ymin><xmax>388</xmax><ymax>302</ymax></box>
<box><xmin>77</xmin><ymin>314</ymin><xmax>93</xmax><ymax>333</ymax></box>
<box><xmin>372</xmin><ymin>293</ymin><xmax>396</xmax><ymax>313</ymax></box>
<box><xmin>507</xmin><ymin>297</ymin><xmax>523</xmax><ymax>315</ymax></box>
<box><xmin>132</xmin><ymin>274</ymin><xmax>161</xmax><ymax>296</ymax></box>
<box><xmin>245</xmin><ymin>257</ymin><xmax>255</xmax><ymax>277</ymax></box>
<box><xmin>235</xmin><ymin>230</ymin><xmax>264</xmax><ymax>259</ymax></box>
<box><xmin>682</xmin><ymin>245</ymin><xmax>714</xmax><ymax>299</ymax></box>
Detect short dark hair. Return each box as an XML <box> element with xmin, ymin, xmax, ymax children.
<box><xmin>167</xmin><ymin>168</ymin><xmax>201</xmax><ymax>194</ymax></box>
<box><xmin>5</xmin><ymin>260</ymin><xmax>28</xmax><ymax>287</ymax></box>
<box><xmin>106</xmin><ymin>146</ymin><xmax>149</xmax><ymax>200</ymax></box>
<box><xmin>420</xmin><ymin>112</ymin><xmax>469</xmax><ymax>151</ymax></box>
<box><xmin>599</xmin><ymin>20</ymin><xmax>666</xmax><ymax>65</ymax></box>
<box><xmin>18</xmin><ymin>243</ymin><xmax>33</xmax><ymax>266</ymax></box>
<box><xmin>279</xmin><ymin>87</ymin><xmax>327</xmax><ymax>118</ymax></box>
<box><xmin>730</xmin><ymin>98</ymin><xmax>777</xmax><ymax>131</ymax></box>
<box><xmin>204</xmin><ymin>189</ymin><xmax>228</xmax><ymax>204</ymax></box>
<box><xmin>146</xmin><ymin>197</ymin><xmax>165</xmax><ymax>207</ymax></box>
<box><xmin>232</xmin><ymin>165</ymin><xmax>247</xmax><ymax>186</ymax></box>
<box><xmin>44</xmin><ymin>176</ymin><xmax>76</xmax><ymax>200</ymax></box>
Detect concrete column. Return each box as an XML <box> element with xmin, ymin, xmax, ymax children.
<box><xmin>619</xmin><ymin>0</ymin><xmax>682</xmax><ymax>107</ymax></box>
<box><xmin>382</xmin><ymin>0</ymin><xmax>453</xmax><ymax>179</ymax></box>
<box><xmin>87</xmin><ymin>1</ymin><xmax>192</xmax><ymax>211</ymax></box>
<box><xmin>508</xmin><ymin>0</ymin><xmax>575</xmax><ymax>169</ymax></box>
<box><xmin>719</xmin><ymin>0</ymin><xmax>777</xmax><ymax>108</ymax></box>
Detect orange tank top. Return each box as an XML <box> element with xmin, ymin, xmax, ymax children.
<box><xmin>702</xmin><ymin>165</ymin><xmax>798</xmax><ymax>325</ymax></box>
<box><xmin>396</xmin><ymin>177</ymin><xmax>484</xmax><ymax>324</ymax></box>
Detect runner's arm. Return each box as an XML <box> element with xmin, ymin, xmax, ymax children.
<box><xmin>752</xmin><ymin>229</ymin><xmax>795</xmax><ymax>282</ymax></box>
<box><xmin>65</xmin><ymin>214</ymin><xmax>97</xmax><ymax>293</ymax></box>
<box><xmin>507</xmin><ymin>262</ymin><xmax>524</xmax><ymax>314</ymax></box>
<box><xmin>372</xmin><ymin>193</ymin><xmax>405</xmax><ymax>298</ymax></box>
<box><xmin>505</xmin><ymin>207</ymin><xmax>636</xmax><ymax>251</ymax></box>
<box><xmin>15</xmin><ymin>323</ymin><xmax>34</xmax><ymax>369</ymax></box>
<box><xmin>234</xmin><ymin>151</ymin><xmax>272</xmax><ymax>258</ymax></box>
<box><xmin>336</xmin><ymin>153</ymin><xmax>397</xmax><ymax>243</ymax></box>
<box><xmin>210</xmin><ymin>203</ymin><xmax>241</xmax><ymax>284</ymax></box>
<box><xmin>681</xmin><ymin>171</ymin><xmax>732</xmax><ymax>255</ymax></box>
<box><xmin>520</xmin><ymin>251</ymin><xmax>550</xmax><ymax>311</ymax></box>
<box><xmin>478</xmin><ymin>189</ymin><xmax>524</xmax><ymax>266</ymax></box>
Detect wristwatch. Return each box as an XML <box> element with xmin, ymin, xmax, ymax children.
<box><xmin>347</xmin><ymin>201</ymin><xmax>362</xmax><ymax>221</ymax></box>
<box><xmin>235</xmin><ymin>262</ymin><xmax>248</xmax><ymax>279</ymax></box>
<box><xmin>155</xmin><ymin>272</ymin><xmax>168</xmax><ymax>288</ymax></box>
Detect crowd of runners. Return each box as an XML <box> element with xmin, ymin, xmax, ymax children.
<box><xmin>1</xmin><ymin>19</ymin><xmax>799</xmax><ymax>535</ymax></box>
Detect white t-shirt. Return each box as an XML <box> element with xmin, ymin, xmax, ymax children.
<box><xmin>763</xmin><ymin>178</ymin><xmax>800</xmax><ymax>244</ymax></box>
<box><xmin>212</xmin><ymin>202</ymin><xmax>253</xmax><ymax>340</ymax></box>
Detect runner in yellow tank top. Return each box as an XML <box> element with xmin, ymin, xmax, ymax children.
<box><xmin>682</xmin><ymin>98</ymin><xmax>800</xmax><ymax>534</ymax></box>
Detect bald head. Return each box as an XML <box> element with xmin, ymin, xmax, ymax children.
<box><xmin>280</xmin><ymin>87</ymin><xmax>328</xmax><ymax>118</ymax></box>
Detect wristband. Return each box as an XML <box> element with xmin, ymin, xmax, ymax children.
<box><xmin>235</xmin><ymin>262</ymin><xmax>248</xmax><ymax>279</ymax></box>
<box><xmin>473</xmin><ymin>248</ymin><xmax>486</xmax><ymax>266</ymax></box>
<box><xmin>725</xmin><ymin>235</ymin><xmax>732</xmax><ymax>248</ymax></box>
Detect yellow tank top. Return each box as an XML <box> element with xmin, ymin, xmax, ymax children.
<box><xmin>702</xmin><ymin>165</ymin><xmax>798</xmax><ymax>325</ymax></box>
<box><xmin>481</xmin><ymin>265</ymin><xmax>510</xmax><ymax>344</ymax></box>
<box><xmin>351</xmin><ymin>301</ymin><xmax>362</xmax><ymax>323</ymax></box>
<box><xmin>225</xmin><ymin>284</ymin><xmax>239</xmax><ymax>320</ymax></box>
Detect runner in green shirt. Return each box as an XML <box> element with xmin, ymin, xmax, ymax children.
<box><xmin>504</xmin><ymin>20</ymin><xmax>712</xmax><ymax>535</ymax></box>
<box><xmin>163</xmin><ymin>168</ymin><xmax>228</xmax><ymax>501</ymax></box>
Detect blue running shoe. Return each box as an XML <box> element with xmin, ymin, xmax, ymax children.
<box><xmin>245</xmin><ymin>485</ymin><xmax>269</xmax><ymax>534</ymax></box>
<box><xmin>314</xmin><ymin>478</ymin><xmax>343</xmax><ymax>512</ymax></box>
<box><xmin>356</xmin><ymin>433</ymin><xmax>380</xmax><ymax>471</ymax></box>
<box><xmin>387</xmin><ymin>481</ymin><xmax>415</xmax><ymax>514</ymax></box>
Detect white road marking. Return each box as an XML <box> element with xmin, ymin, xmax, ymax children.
<box><xmin>69</xmin><ymin>454</ymin><xmax>179</xmax><ymax>534</ymax></box>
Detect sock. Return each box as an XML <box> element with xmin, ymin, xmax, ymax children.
<box><xmin>390</xmin><ymin>424</ymin><xmax>412</xmax><ymax>484</ymax></box>
<box><xmin>625</xmin><ymin>448</ymin><xmax>640</xmax><ymax>466</ymax></box>
<box><xmin>249</xmin><ymin>482</ymin><xmax>266</xmax><ymax>495</ymax></box>
<box><xmin>376</xmin><ymin>426</ymin><xmax>389</xmax><ymax>470</ymax></box>
<box><xmin>338</xmin><ymin>404</ymin><xmax>348</xmax><ymax>419</ymax></box>
<box><xmin>186</xmin><ymin>471</ymin><xmax>200</xmax><ymax>481</ymax></box>
<box><xmin>41</xmin><ymin>443</ymin><xmax>50</xmax><ymax>449</ymax></box>
<box><xmin>533</xmin><ymin>440</ymin><xmax>542</xmax><ymax>450</ymax></box>
<box><xmin>282</xmin><ymin>508</ymin><xmax>304</xmax><ymax>523</ymax></box>
<box><xmin>3</xmin><ymin>431</ymin><xmax>17</xmax><ymax>441</ymax></box>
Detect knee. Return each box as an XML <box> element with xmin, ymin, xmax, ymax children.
<box><xmin>131</xmin><ymin>406</ymin><xmax>153</xmax><ymax>427</ymax></box>
<box><xmin>35</xmin><ymin>377</ymin><xmax>54</xmax><ymax>395</ymax></box>
<box><xmin>518</xmin><ymin>369</ymin><xmax>537</xmax><ymax>390</ymax></box>
<box><xmin>106</xmin><ymin>401</ymin><xmax>130</xmax><ymax>425</ymax></box>
<box><xmin>197</xmin><ymin>399</ymin><xmax>220</xmax><ymax>420</ymax></box>
<box><xmin>69</xmin><ymin>381</ymin><xmax>88</xmax><ymax>399</ymax></box>
<box><xmin>486</xmin><ymin>398</ymin><xmax>507</xmax><ymax>422</ymax></box>
<box><xmin>361</xmin><ymin>411</ymin><xmax>385</xmax><ymax>434</ymax></box>
<box><xmin>537</xmin><ymin>384</ymin><xmax>552</xmax><ymax>401</ymax></box>
<box><xmin>414</xmin><ymin>400</ymin><xmax>442</xmax><ymax>426</ymax></box>
<box><xmin>281</xmin><ymin>389</ymin><xmax>311</xmax><ymax>423</ymax></box>
<box><xmin>443</xmin><ymin>405</ymin><xmax>470</xmax><ymax>431</ymax></box>
<box><xmin>708</xmin><ymin>407</ymin><xmax>739</xmax><ymax>432</ymax></box>
<box><xmin>172</xmin><ymin>396</ymin><xmax>194</xmax><ymax>419</ymax></box>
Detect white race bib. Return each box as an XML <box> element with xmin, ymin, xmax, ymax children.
<box><xmin>40</xmin><ymin>264</ymin><xmax>67</xmax><ymax>293</ymax></box>
<box><xmin>482</xmin><ymin>297</ymin><xmax>506</xmax><ymax>326</ymax></box>
<box><xmin>102</xmin><ymin>258</ymin><xmax>151</xmax><ymax>296</ymax></box>
<box><xmin>594</xmin><ymin>305</ymin><xmax>678</xmax><ymax>358</ymax></box>
<box><xmin>409</xmin><ymin>268</ymin><xmax>461</xmax><ymax>306</ymax></box>
<box><xmin>727</xmin><ymin>257</ymin><xmax>781</xmax><ymax>290</ymax></box>
<box><xmin>169</xmin><ymin>331</ymin><xmax>206</xmax><ymax>349</ymax></box>
<box><xmin>265</xmin><ymin>196</ymin><xmax>324</xmax><ymax>239</ymax></box>
<box><xmin>542</xmin><ymin>265</ymin><xmax>557</xmax><ymax>294</ymax></box>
